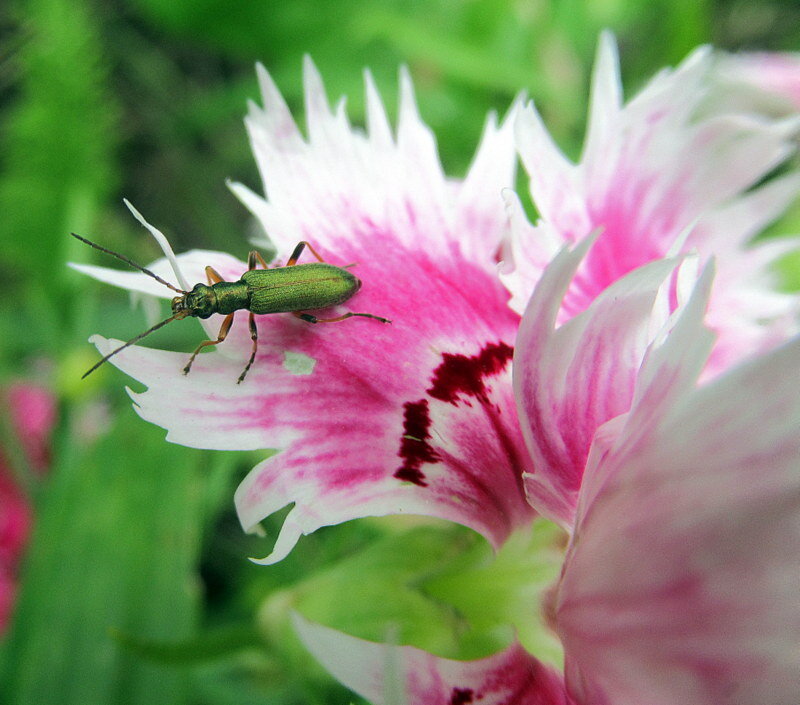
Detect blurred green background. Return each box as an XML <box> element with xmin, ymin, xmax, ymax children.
<box><xmin>0</xmin><ymin>1</ymin><xmax>798</xmax><ymax>703</ymax></box>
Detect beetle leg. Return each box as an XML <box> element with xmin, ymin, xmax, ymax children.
<box><xmin>294</xmin><ymin>311</ymin><xmax>391</xmax><ymax>324</ymax></box>
<box><xmin>285</xmin><ymin>240</ymin><xmax>326</xmax><ymax>266</ymax></box>
<box><xmin>238</xmin><ymin>312</ymin><xmax>259</xmax><ymax>384</ymax></box>
<box><xmin>206</xmin><ymin>266</ymin><xmax>225</xmax><ymax>284</ymax></box>
<box><xmin>183</xmin><ymin>313</ymin><xmax>235</xmax><ymax>375</ymax></box>
<box><xmin>247</xmin><ymin>250</ymin><xmax>270</xmax><ymax>270</ymax></box>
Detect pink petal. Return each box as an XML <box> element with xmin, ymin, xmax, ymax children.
<box><xmin>514</xmin><ymin>237</ymin><xmax>677</xmax><ymax>527</ymax></box>
<box><xmin>558</xmin><ymin>329</ymin><xmax>800</xmax><ymax>704</ymax></box>
<box><xmin>293</xmin><ymin>615</ymin><xmax>574</xmax><ymax>705</ymax></box>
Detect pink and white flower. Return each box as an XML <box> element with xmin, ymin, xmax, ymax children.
<box><xmin>74</xmin><ymin>59</ymin><xmax>535</xmax><ymax>564</ymax></box>
<box><xmin>73</xmin><ymin>35</ymin><xmax>800</xmax><ymax>705</ymax></box>
<box><xmin>506</xmin><ymin>32</ymin><xmax>800</xmax><ymax>527</ymax></box>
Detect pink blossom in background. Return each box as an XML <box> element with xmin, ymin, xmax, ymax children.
<box><xmin>72</xmin><ymin>34</ymin><xmax>800</xmax><ymax>705</ymax></box>
<box><xmin>0</xmin><ymin>383</ymin><xmax>56</xmax><ymax>632</ymax></box>
<box><xmin>7</xmin><ymin>383</ymin><xmax>56</xmax><ymax>474</ymax></box>
<box><xmin>0</xmin><ymin>470</ymin><xmax>30</xmax><ymax>632</ymax></box>
<box><xmin>715</xmin><ymin>51</ymin><xmax>800</xmax><ymax>112</ymax></box>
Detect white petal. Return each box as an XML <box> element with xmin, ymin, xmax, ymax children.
<box><xmin>560</xmin><ymin>329</ymin><xmax>800</xmax><ymax>705</ymax></box>
<box><xmin>293</xmin><ymin>615</ymin><xmax>572</xmax><ymax>705</ymax></box>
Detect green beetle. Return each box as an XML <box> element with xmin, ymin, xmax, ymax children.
<box><xmin>73</xmin><ymin>235</ymin><xmax>390</xmax><ymax>383</ymax></box>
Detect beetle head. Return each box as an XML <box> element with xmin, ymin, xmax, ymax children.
<box><xmin>172</xmin><ymin>283</ymin><xmax>217</xmax><ymax>319</ymax></box>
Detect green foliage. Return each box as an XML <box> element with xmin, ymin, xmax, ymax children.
<box><xmin>0</xmin><ymin>0</ymin><xmax>118</xmax><ymax>298</ymax></box>
<box><xmin>0</xmin><ymin>420</ymin><xmax>207</xmax><ymax>704</ymax></box>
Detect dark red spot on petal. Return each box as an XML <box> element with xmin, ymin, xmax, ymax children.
<box><xmin>394</xmin><ymin>399</ymin><xmax>438</xmax><ymax>486</ymax></box>
<box><xmin>450</xmin><ymin>688</ymin><xmax>474</xmax><ymax>705</ymax></box>
<box><xmin>428</xmin><ymin>342</ymin><xmax>514</xmax><ymax>405</ymax></box>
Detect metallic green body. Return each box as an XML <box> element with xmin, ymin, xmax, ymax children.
<box><xmin>177</xmin><ymin>262</ymin><xmax>361</xmax><ymax>319</ymax></box>
<box><xmin>244</xmin><ymin>263</ymin><xmax>360</xmax><ymax>314</ymax></box>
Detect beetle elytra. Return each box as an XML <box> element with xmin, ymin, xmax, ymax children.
<box><xmin>72</xmin><ymin>234</ymin><xmax>391</xmax><ymax>383</ymax></box>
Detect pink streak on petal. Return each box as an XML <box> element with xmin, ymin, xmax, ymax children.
<box><xmin>293</xmin><ymin>615</ymin><xmax>575</xmax><ymax>705</ymax></box>
<box><xmin>558</xmin><ymin>332</ymin><xmax>800</xmax><ymax>705</ymax></box>
<box><xmin>96</xmin><ymin>238</ymin><xmax>534</xmax><ymax>562</ymax></box>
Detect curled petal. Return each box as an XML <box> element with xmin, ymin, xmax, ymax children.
<box><xmin>123</xmin><ymin>200</ymin><xmax>190</xmax><ymax>291</ymax></box>
<box><xmin>293</xmin><ymin>615</ymin><xmax>574</xmax><ymax>705</ymax></box>
<box><xmin>514</xmin><ymin>237</ymin><xmax>677</xmax><ymax>527</ymax></box>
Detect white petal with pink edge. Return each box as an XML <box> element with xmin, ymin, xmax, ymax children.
<box><xmin>69</xmin><ymin>250</ymin><xmax>246</xmax><ymax>299</ymax></box>
<box><xmin>73</xmin><ymin>250</ymin><xmax>253</xmax><ymax>345</ymax></box>
<box><xmin>293</xmin><ymin>614</ymin><xmax>575</xmax><ymax>705</ymax></box>
<box><xmin>558</xmin><ymin>326</ymin><xmax>800</xmax><ymax>704</ymax></box>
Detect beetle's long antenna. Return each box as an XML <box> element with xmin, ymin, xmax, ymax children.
<box><xmin>70</xmin><ymin>232</ymin><xmax>187</xmax><ymax>294</ymax></box>
<box><xmin>82</xmin><ymin>314</ymin><xmax>181</xmax><ymax>379</ymax></box>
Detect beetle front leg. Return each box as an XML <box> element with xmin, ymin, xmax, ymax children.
<box><xmin>294</xmin><ymin>311</ymin><xmax>391</xmax><ymax>324</ymax></box>
<box><xmin>183</xmin><ymin>313</ymin><xmax>234</xmax><ymax>375</ymax></box>
<box><xmin>206</xmin><ymin>266</ymin><xmax>225</xmax><ymax>284</ymax></box>
<box><xmin>237</xmin><ymin>312</ymin><xmax>258</xmax><ymax>384</ymax></box>
<box><xmin>247</xmin><ymin>250</ymin><xmax>270</xmax><ymax>270</ymax></box>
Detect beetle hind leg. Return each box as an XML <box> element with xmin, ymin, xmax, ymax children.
<box><xmin>285</xmin><ymin>241</ymin><xmax>326</xmax><ymax>266</ymax></box>
<box><xmin>237</xmin><ymin>312</ymin><xmax>259</xmax><ymax>384</ymax></box>
<box><xmin>294</xmin><ymin>311</ymin><xmax>391</xmax><ymax>324</ymax></box>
